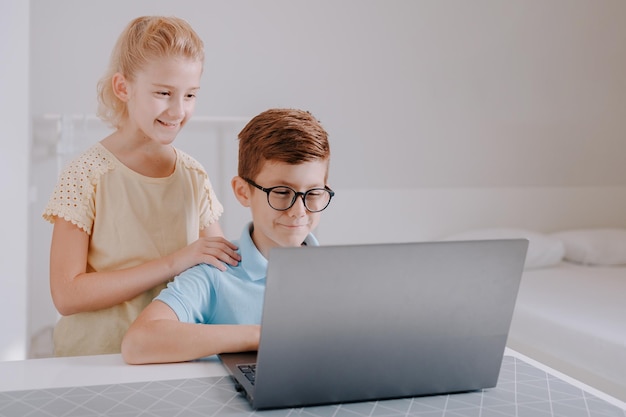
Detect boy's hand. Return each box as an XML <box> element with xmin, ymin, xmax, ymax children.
<box><xmin>175</xmin><ymin>237</ymin><xmax>240</xmax><ymax>272</ymax></box>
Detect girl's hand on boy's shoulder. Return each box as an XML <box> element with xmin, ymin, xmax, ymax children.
<box><xmin>175</xmin><ymin>237</ymin><xmax>240</xmax><ymax>272</ymax></box>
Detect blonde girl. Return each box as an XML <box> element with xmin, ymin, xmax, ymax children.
<box><xmin>43</xmin><ymin>16</ymin><xmax>239</xmax><ymax>356</ymax></box>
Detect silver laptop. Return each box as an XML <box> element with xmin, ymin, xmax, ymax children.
<box><xmin>219</xmin><ymin>238</ymin><xmax>528</xmax><ymax>410</ymax></box>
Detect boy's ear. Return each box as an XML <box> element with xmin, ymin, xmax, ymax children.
<box><xmin>112</xmin><ymin>72</ymin><xmax>130</xmax><ymax>101</ymax></box>
<box><xmin>231</xmin><ymin>176</ymin><xmax>252</xmax><ymax>207</ymax></box>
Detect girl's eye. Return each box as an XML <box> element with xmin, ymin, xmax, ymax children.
<box><xmin>157</xmin><ymin>91</ymin><xmax>170</xmax><ymax>96</ymax></box>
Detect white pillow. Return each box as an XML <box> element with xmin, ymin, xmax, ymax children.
<box><xmin>443</xmin><ymin>228</ymin><xmax>564</xmax><ymax>269</ymax></box>
<box><xmin>551</xmin><ymin>228</ymin><xmax>626</xmax><ymax>266</ymax></box>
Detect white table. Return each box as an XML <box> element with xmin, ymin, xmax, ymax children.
<box><xmin>1</xmin><ymin>349</ymin><xmax>624</xmax><ymax>416</ymax></box>
<box><xmin>0</xmin><ymin>352</ymin><xmax>227</xmax><ymax>393</ymax></box>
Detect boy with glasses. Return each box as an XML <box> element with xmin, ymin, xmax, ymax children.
<box><xmin>122</xmin><ymin>108</ymin><xmax>333</xmax><ymax>364</ymax></box>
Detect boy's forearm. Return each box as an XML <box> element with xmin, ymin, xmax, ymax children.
<box><xmin>121</xmin><ymin>320</ymin><xmax>260</xmax><ymax>365</ymax></box>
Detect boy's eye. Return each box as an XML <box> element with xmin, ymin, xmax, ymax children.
<box><xmin>270</xmin><ymin>188</ymin><xmax>294</xmax><ymax>200</ymax></box>
<box><xmin>156</xmin><ymin>91</ymin><xmax>170</xmax><ymax>96</ymax></box>
<box><xmin>273</xmin><ymin>190</ymin><xmax>291</xmax><ymax>197</ymax></box>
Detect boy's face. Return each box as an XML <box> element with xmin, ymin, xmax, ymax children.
<box><xmin>239</xmin><ymin>160</ymin><xmax>329</xmax><ymax>258</ymax></box>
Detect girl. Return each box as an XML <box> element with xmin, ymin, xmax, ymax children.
<box><xmin>43</xmin><ymin>16</ymin><xmax>240</xmax><ymax>356</ymax></box>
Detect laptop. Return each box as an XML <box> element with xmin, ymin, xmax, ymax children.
<box><xmin>219</xmin><ymin>238</ymin><xmax>528</xmax><ymax>410</ymax></box>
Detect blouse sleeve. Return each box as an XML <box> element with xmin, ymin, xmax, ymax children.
<box><xmin>42</xmin><ymin>145</ymin><xmax>112</xmax><ymax>235</ymax></box>
<box><xmin>177</xmin><ymin>149</ymin><xmax>224</xmax><ymax>230</ymax></box>
<box><xmin>199</xmin><ymin>174</ymin><xmax>224</xmax><ymax>229</ymax></box>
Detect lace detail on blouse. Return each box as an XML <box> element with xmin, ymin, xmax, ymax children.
<box><xmin>177</xmin><ymin>149</ymin><xmax>224</xmax><ymax>227</ymax></box>
<box><xmin>42</xmin><ymin>144</ymin><xmax>114</xmax><ymax>234</ymax></box>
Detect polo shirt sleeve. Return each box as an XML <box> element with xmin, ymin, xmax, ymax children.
<box><xmin>155</xmin><ymin>264</ymin><xmax>219</xmax><ymax>324</ymax></box>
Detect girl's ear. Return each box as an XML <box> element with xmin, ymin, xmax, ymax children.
<box><xmin>231</xmin><ymin>176</ymin><xmax>252</xmax><ymax>207</ymax></box>
<box><xmin>112</xmin><ymin>72</ymin><xmax>129</xmax><ymax>101</ymax></box>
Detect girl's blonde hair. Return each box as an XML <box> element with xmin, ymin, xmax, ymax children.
<box><xmin>96</xmin><ymin>16</ymin><xmax>204</xmax><ymax>129</ymax></box>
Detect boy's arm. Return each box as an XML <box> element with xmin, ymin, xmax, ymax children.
<box><xmin>121</xmin><ymin>300</ymin><xmax>260</xmax><ymax>365</ymax></box>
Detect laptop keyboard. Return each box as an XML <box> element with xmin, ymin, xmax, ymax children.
<box><xmin>237</xmin><ymin>364</ymin><xmax>257</xmax><ymax>385</ymax></box>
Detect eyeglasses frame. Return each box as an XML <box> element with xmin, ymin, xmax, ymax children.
<box><xmin>243</xmin><ymin>177</ymin><xmax>335</xmax><ymax>213</ymax></box>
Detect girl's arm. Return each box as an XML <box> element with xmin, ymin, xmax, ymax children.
<box><xmin>121</xmin><ymin>300</ymin><xmax>260</xmax><ymax>364</ymax></box>
<box><xmin>50</xmin><ymin>218</ymin><xmax>240</xmax><ymax>316</ymax></box>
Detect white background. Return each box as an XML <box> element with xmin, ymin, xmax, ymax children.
<box><xmin>2</xmin><ymin>0</ymin><xmax>626</xmax><ymax>360</ymax></box>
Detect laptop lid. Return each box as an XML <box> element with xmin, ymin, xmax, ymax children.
<box><xmin>221</xmin><ymin>238</ymin><xmax>528</xmax><ymax>410</ymax></box>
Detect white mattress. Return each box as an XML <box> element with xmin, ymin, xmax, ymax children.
<box><xmin>508</xmin><ymin>261</ymin><xmax>626</xmax><ymax>401</ymax></box>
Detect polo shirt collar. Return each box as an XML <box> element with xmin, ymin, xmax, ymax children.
<box><xmin>237</xmin><ymin>222</ymin><xmax>320</xmax><ymax>282</ymax></box>
<box><xmin>238</xmin><ymin>223</ymin><xmax>267</xmax><ymax>282</ymax></box>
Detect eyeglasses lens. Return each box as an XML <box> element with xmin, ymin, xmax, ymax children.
<box><xmin>268</xmin><ymin>187</ymin><xmax>331</xmax><ymax>212</ymax></box>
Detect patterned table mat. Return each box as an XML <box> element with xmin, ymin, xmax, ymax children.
<box><xmin>1</xmin><ymin>356</ymin><xmax>625</xmax><ymax>417</ymax></box>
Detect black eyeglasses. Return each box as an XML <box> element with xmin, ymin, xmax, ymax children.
<box><xmin>243</xmin><ymin>178</ymin><xmax>335</xmax><ymax>213</ymax></box>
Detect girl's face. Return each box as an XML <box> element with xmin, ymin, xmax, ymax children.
<box><xmin>242</xmin><ymin>160</ymin><xmax>329</xmax><ymax>259</ymax></box>
<box><xmin>123</xmin><ymin>57</ymin><xmax>202</xmax><ymax>145</ymax></box>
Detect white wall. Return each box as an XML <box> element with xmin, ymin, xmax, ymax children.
<box><xmin>29</xmin><ymin>0</ymin><xmax>626</xmax><ymax>189</ymax></box>
<box><xmin>0</xmin><ymin>0</ymin><xmax>29</xmax><ymax>360</ymax></box>
<box><xmin>18</xmin><ymin>0</ymin><xmax>626</xmax><ymax>358</ymax></box>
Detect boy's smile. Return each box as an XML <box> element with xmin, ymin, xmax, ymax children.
<box><xmin>239</xmin><ymin>160</ymin><xmax>329</xmax><ymax>259</ymax></box>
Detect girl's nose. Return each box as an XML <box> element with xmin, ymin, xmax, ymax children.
<box><xmin>168</xmin><ymin>98</ymin><xmax>186</xmax><ymax>119</ymax></box>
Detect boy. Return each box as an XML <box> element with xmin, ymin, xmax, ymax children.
<box><xmin>122</xmin><ymin>108</ymin><xmax>334</xmax><ymax>364</ymax></box>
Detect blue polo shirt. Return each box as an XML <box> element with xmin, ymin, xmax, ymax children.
<box><xmin>156</xmin><ymin>223</ymin><xmax>319</xmax><ymax>325</ymax></box>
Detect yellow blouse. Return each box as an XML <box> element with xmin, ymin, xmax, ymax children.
<box><xmin>43</xmin><ymin>143</ymin><xmax>223</xmax><ymax>356</ymax></box>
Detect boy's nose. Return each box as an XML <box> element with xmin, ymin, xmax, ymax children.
<box><xmin>287</xmin><ymin>195</ymin><xmax>307</xmax><ymax>217</ymax></box>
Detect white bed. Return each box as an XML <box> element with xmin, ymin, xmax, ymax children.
<box><xmin>509</xmin><ymin>261</ymin><xmax>626</xmax><ymax>401</ymax></box>
<box><xmin>442</xmin><ymin>227</ymin><xmax>626</xmax><ymax>401</ymax></box>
